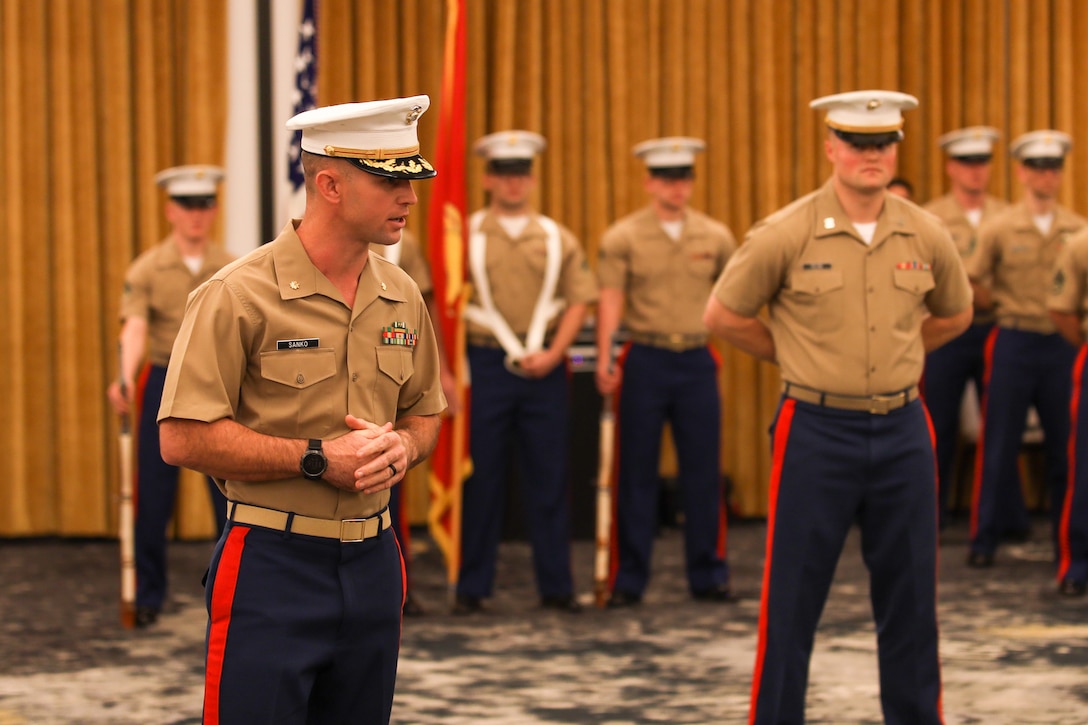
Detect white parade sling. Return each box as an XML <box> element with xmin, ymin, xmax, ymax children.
<box><xmin>465</xmin><ymin>210</ymin><xmax>565</xmax><ymax>376</ymax></box>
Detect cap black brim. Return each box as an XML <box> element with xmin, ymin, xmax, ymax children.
<box><xmin>1021</xmin><ymin>157</ymin><xmax>1064</xmax><ymax>170</ymax></box>
<box><xmin>832</xmin><ymin>128</ymin><xmax>903</xmax><ymax>148</ymax></box>
<box><xmin>349</xmin><ymin>154</ymin><xmax>437</xmax><ymax>180</ymax></box>
<box><xmin>648</xmin><ymin>166</ymin><xmax>695</xmax><ymax>180</ymax></box>
<box><xmin>486</xmin><ymin>159</ymin><xmax>534</xmax><ymax>176</ymax></box>
<box><xmin>950</xmin><ymin>154</ymin><xmax>993</xmax><ymax>165</ymax></box>
<box><xmin>171</xmin><ymin>195</ymin><xmax>218</xmax><ymax>209</ymax></box>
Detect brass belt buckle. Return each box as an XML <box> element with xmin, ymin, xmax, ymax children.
<box><xmin>339</xmin><ymin>516</ymin><xmax>377</xmax><ymax>542</ymax></box>
<box><xmin>869</xmin><ymin>396</ymin><xmax>892</xmax><ymax>415</ymax></box>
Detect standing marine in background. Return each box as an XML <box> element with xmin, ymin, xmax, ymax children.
<box><xmin>596</xmin><ymin>137</ymin><xmax>736</xmax><ymax>607</ymax></box>
<box><xmin>704</xmin><ymin>90</ymin><xmax>971</xmax><ymax>723</ymax></box>
<box><xmin>455</xmin><ymin>130</ymin><xmax>598</xmax><ymax>614</ymax></box>
<box><xmin>964</xmin><ymin>130</ymin><xmax>1088</xmax><ymax>568</ymax></box>
<box><xmin>106</xmin><ymin>165</ymin><xmax>233</xmax><ymax>628</ymax></box>
<box><xmin>921</xmin><ymin>127</ymin><xmax>1015</xmax><ymax>529</ymax></box>
<box><xmin>1046</xmin><ymin>226</ymin><xmax>1088</xmax><ymax>596</ymax></box>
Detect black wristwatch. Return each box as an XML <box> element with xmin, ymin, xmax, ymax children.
<box><xmin>300</xmin><ymin>438</ymin><xmax>327</xmax><ymax>480</ymax></box>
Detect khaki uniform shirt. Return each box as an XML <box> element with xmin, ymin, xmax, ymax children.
<box><xmin>465</xmin><ymin>211</ymin><xmax>598</xmax><ymax>342</ymax></box>
<box><xmin>712</xmin><ymin>180</ymin><xmax>971</xmax><ymax>396</ymax></box>
<box><xmin>964</xmin><ymin>201</ymin><xmax>1088</xmax><ymax>334</ymax></box>
<box><xmin>1047</xmin><ymin>226</ymin><xmax>1088</xmax><ymax>337</ymax></box>
<box><xmin>119</xmin><ymin>238</ymin><xmax>234</xmax><ymax>366</ymax></box>
<box><xmin>598</xmin><ymin>206</ymin><xmax>736</xmax><ymax>336</ymax></box>
<box><xmin>923</xmin><ymin>194</ymin><xmax>1007</xmax><ymax>325</ymax></box>
<box><xmin>158</xmin><ymin>221</ymin><xmax>447</xmax><ymax>519</ymax></box>
<box><xmin>375</xmin><ymin>229</ymin><xmax>433</xmax><ymax>295</ymax></box>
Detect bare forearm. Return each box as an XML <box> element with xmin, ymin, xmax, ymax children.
<box><xmin>118</xmin><ymin>317</ymin><xmax>148</xmax><ymax>383</ymax></box>
<box><xmin>548</xmin><ymin>303</ymin><xmax>587</xmax><ymax>355</ymax></box>
<box><xmin>595</xmin><ymin>288</ymin><xmax>623</xmax><ymax>360</ymax></box>
<box><xmin>1050</xmin><ymin>310</ymin><xmax>1085</xmax><ymax>347</ymax></box>
<box><xmin>703</xmin><ymin>298</ymin><xmax>776</xmax><ymax>362</ymax></box>
<box><xmin>970</xmin><ymin>280</ymin><xmax>992</xmax><ymax>311</ymax></box>
<box><xmin>922</xmin><ymin>308</ymin><xmax>973</xmax><ymax>352</ymax></box>
<box><xmin>160</xmin><ymin>417</ymin><xmax>305</xmax><ymax>482</ymax></box>
<box><xmin>393</xmin><ymin>414</ymin><xmax>442</xmax><ymax>469</ymax></box>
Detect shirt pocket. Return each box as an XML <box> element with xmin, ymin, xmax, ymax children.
<box><xmin>787</xmin><ymin>268</ymin><xmax>845</xmax><ymax>334</ymax></box>
<box><xmin>259</xmin><ymin>348</ymin><xmax>337</xmax><ymax>388</ymax></box>
<box><xmin>374</xmin><ymin>347</ymin><xmax>415</xmax><ymax>405</ymax></box>
<box><xmin>892</xmin><ymin>269</ymin><xmax>936</xmax><ymax>296</ymax></box>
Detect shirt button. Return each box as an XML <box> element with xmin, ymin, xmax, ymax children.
<box><xmin>870</xmin><ymin>366</ymin><xmax>877</xmax><ymax>372</ymax></box>
<box><xmin>352</xmin><ymin>372</ymin><xmax>359</xmax><ymax>382</ymax></box>
<box><xmin>296</xmin><ymin>373</ymin><xmax>305</xmax><ymax>384</ymax></box>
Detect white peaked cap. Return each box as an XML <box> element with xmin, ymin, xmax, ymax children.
<box><xmin>286</xmin><ymin>95</ymin><xmax>436</xmax><ymax>179</ymax></box>
<box><xmin>810</xmin><ymin>90</ymin><xmax>919</xmax><ymax>134</ymax></box>
<box><xmin>154</xmin><ymin>165</ymin><xmax>225</xmax><ymax>197</ymax></box>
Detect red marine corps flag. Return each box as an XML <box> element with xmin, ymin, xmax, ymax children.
<box><xmin>427</xmin><ymin>0</ymin><xmax>471</xmax><ymax>586</ymax></box>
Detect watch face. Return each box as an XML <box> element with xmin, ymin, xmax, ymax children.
<box><xmin>301</xmin><ymin>452</ymin><xmax>326</xmax><ymax>477</ymax></box>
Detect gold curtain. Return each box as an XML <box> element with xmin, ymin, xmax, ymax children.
<box><xmin>1</xmin><ymin>0</ymin><xmax>226</xmax><ymax>537</ymax></box>
<box><xmin>5</xmin><ymin>0</ymin><xmax>1088</xmax><ymax>536</ymax></box>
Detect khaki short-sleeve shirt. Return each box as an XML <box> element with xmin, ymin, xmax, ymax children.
<box><xmin>119</xmin><ymin>238</ymin><xmax>235</xmax><ymax>366</ymax></box>
<box><xmin>158</xmin><ymin>221</ymin><xmax>447</xmax><ymax>519</ymax></box>
<box><xmin>923</xmin><ymin>194</ymin><xmax>1007</xmax><ymax>324</ymax></box>
<box><xmin>712</xmin><ymin>180</ymin><xmax>971</xmax><ymax>395</ymax></box>
<box><xmin>597</xmin><ymin>206</ymin><xmax>737</xmax><ymax>336</ymax></box>
<box><xmin>381</xmin><ymin>229</ymin><xmax>433</xmax><ymax>295</ymax></box>
<box><xmin>1047</xmin><ymin>226</ymin><xmax>1088</xmax><ymax>337</ymax></box>
<box><xmin>964</xmin><ymin>201</ymin><xmax>1088</xmax><ymax>332</ymax></box>
<box><xmin>465</xmin><ymin>211</ymin><xmax>598</xmax><ymax>341</ymax></box>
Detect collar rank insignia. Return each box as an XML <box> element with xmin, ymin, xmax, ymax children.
<box><xmin>382</xmin><ymin>321</ymin><xmax>417</xmax><ymax>347</ymax></box>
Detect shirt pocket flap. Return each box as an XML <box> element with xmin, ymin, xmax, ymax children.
<box><xmin>259</xmin><ymin>349</ymin><xmax>337</xmax><ymax>389</ymax></box>
<box><xmin>892</xmin><ymin>269</ymin><xmax>936</xmax><ymax>295</ymax></box>
<box><xmin>376</xmin><ymin>347</ymin><xmax>414</xmax><ymax>385</ymax></box>
<box><xmin>791</xmin><ymin>269</ymin><xmax>845</xmax><ymax>296</ymax></box>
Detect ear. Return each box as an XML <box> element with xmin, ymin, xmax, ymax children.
<box><xmin>313</xmin><ymin>166</ymin><xmax>343</xmax><ymax>204</ymax></box>
<box><xmin>824</xmin><ymin>135</ymin><xmax>835</xmax><ymax>163</ymax></box>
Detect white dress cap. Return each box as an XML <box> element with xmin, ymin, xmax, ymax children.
<box><xmin>810</xmin><ymin>90</ymin><xmax>919</xmax><ymax>133</ymax></box>
<box><xmin>1010</xmin><ymin>130</ymin><xmax>1072</xmax><ymax>161</ymax></box>
<box><xmin>472</xmin><ymin>130</ymin><xmax>547</xmax><ymax>160</ymax></box>
<box><xmin>154</xmin><ymin>165</ymin><xmax>225</xmax><ymax>197</ymax></box>
<box><xmin>937</xmin><ymin>126</ymin><xmax>1001</xmax><ymax>157</ymax></box>
<box><xmin>632</xmin><ymin>137</ymin><xmax>706</xmax><ymax>169</ymax></box>
<box><xmin>286</xmin><ymin>95</ymin><xmax>436</xmax><ymax>179</ymax></box>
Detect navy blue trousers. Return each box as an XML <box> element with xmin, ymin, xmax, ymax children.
<box><xmin>1059</xmin><ymin>346</ymin><xmax>1088</xmax><ymax>585</ymax></box>
<box><xmin>137</xmin><ymin>365</ymin><xmax>227</xmax><ymax>609</ymax></box>
<box><xmin>612</xmin><ymin>343</ymin><xmax>728</xmax><ymax>596</ymax></box>
<box><xmin>457</xmin><ymin>346</ymin><xmax>575</xmax><ymax>599</ymax></box>
<box><xmin>386</xmin><ymin>473</ymin><xmax>412</xmax><ymax>581</ymax></box>
<box><xmin>751</xmin><ymin>397</ymin><xmax>942</xmax><ymax>725</ymax></box>
<box><xmin>923</xmin><ymin>321</ymin><xmax>1028</xmax><ymax>529</ymax></box>
<box><xmin>971</xmin><ymin>329</ymin><xmax>1076</xmax><ymax>557</ymax></box>
<box><xmin>203</xmin><ymin>521</ymin><xmax>403</xmax><ymax>724</ymax></box>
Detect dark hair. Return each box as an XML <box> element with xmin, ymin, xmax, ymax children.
<box><xmin>887</xmin><ymin>177</ymin><xmax>913</xmax><ymax>197</ymax></box>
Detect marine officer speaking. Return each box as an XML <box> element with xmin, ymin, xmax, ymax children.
<box><xmin>158</xmin><ymin>96</ymin><xmax>446</xmax><ymax>724</ymax></box>
<box><xmin>704</xmin><ymin>90</ymin><xmax>972</xmax><ymax>724</ymax></box>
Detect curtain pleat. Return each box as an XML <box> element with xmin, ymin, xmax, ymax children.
<box><xmin>6</xmin><ymin>0</ymin><xmax>1088</xmax><ymax>535</ymax></box>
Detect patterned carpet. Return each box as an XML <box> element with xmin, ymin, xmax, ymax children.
<box><xmin>1</xmin><ymin>517</ymin><xmax>1086</xmax><ymax>724</ymax></box>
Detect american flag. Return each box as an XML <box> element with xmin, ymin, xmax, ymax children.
<box><xmin>287</xmin><ymin>0</ymin><xmax>317</xmax><ymax>198</ymax></box>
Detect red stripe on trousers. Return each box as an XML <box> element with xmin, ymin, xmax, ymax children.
<box><xmin>970</xmin><ymin>326</ymin><xmax>1000</xmax><ymax>539</ymax></box>
<box><xmin>749</xmin><ymin>398</ymin><xmax>795</xmax><ymax>725</ymax></box>
<box><xmin>203</xmin><ymin>526</ymin><xmax>250</xmax><ymax>725</ymax></box>
<box><xmin>1058</xmin><ymin>345</ymin><xmax>1088</xmax><ymax>581</ymax></box>
<box><xmin>607</xmin><ymin>342</ymin><xmax>632</xmax><ymax>588</ymax></box>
